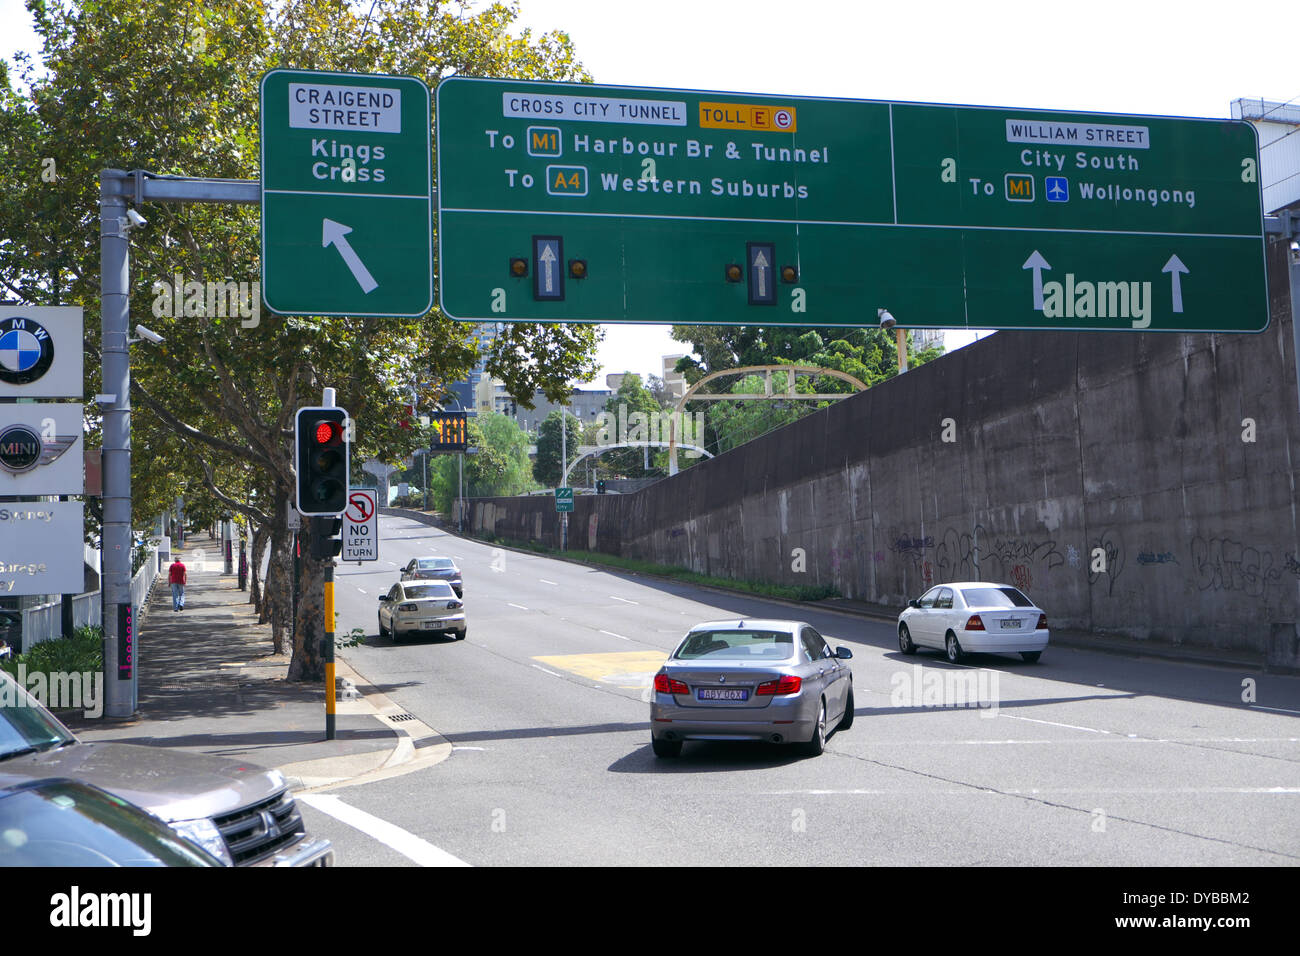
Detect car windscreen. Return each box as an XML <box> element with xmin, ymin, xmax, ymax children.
<box><xmin>0</xmin><ymin>780</ymin><xmax>219</xmax><ymax>867</ymax></box>
<box><xmin>0</xmin><ymin>675</ymin><xmax>76</xmax><ymax>758</ymax></box>
<box><xmin>417</xmin><ymin>559</ymin><xmax>455</xmax><ymax>570</ymax></box>
<box><xmin>403</xmin><ymin>584</ymin><xmax>454</xmax><ymax>599</ymax></box>
<box><xmin>674</xmin><ymin>630</ymin><xmax>795</xmax><ymax>660</ymax></box>
<box><xmin>960</xmin><ymin>587</ymin><xmax>1035</xmax><ymax>608</ymax></box>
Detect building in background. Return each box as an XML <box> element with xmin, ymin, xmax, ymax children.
<box><xmin>1233</xmin><ymin>98</ymin><xmax>1300</xmax><ymax>214</ymax></box>
<box><xmin>661</xmin><ymin>354</ymin><xmax>687</xmax><ymax>400</ymax></box>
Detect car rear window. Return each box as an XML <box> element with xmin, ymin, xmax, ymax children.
<box><xmin>417</xmin><ymin>558</ymin><xmax>455</xmax><ymax>569</ymax></box>
<box><xmin>404</xmin><ymin>583</ymin><xmax>454</xmax><ymax>599</ymax></box>
<box><xmin>674</xmin><ymin>630</ymin><xmax>795</xmax><ymax>660</ymax></box>
<box><xmin>960</xmin><ymin>587</ymin><xmax>1034</xmax><ymax>608</ymax></box>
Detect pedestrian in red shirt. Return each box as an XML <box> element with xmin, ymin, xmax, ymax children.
<box><xmin>168</xmin><ymin>558</ymin><xmax>187</xmax><ymax>611</ymax></box>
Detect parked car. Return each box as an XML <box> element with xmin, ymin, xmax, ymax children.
<box><xmin>897</xmin><ymin>582</ymin><xmax>1049</xmax><ymax>663</ymax></box>
<box><xmin>400</xmin><ymin>556</ymin><xmax>463</xmax><ymax>596</ymax></box>
<box><xmin>0</xmin><ymin>671</ymin><xmax>333</xmax><ymax>866</ymax></box>
<box><xmin>378</xmin><ymin>580</ymin><xmax>466</xmax><ymax>642</ymax></box>
<box><xmin>0</xmin><ymin>775</ymin><xmax>223</xmax><ymax>867</ymax></box>
<box><xmin>650</xmin><ymin>619</ymin><xmax>853</xmax><ymax>758</ymax></box>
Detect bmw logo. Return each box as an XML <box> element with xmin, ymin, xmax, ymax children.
<box><xmin>0</xmin><ymin>424</ymin><xmax>42</xmax><ymax>473</ymax></box>
<box><xmin>0</xmin><ymin>316</ymin><xmax>55</xmax><ymax>386</ymax></box>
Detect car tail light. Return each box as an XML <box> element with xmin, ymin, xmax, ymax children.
<box><xmin>653</xmin><ymin>674</ymin><xmax>689</xmax><ymax>695</ymax></box>
<box><xmin>447</xmin><ymin>601</ymin><xmax>463</xmax><ymax>610</ymax></box>
<box><xmin>964</xmin><ymin>615</ymin><xmax>985</xmax><ymax>631</ymax></box>
<box><xmin>399</xmin><ymin>603</ymin><xmax>418</xmax><ymax>612</ymax></box>
<box><xmin>1037</xmin><ymin>613</ymin><xmax>1047</xmax><ymax>629</ymax></box>
<box><xmin>756</xmin><ymin>675</ymin><xmax>802</xmax><ymax>696</ymax></box>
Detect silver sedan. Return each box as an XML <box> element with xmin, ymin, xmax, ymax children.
<box><xmin>649</xmin><ymin>619</ymin><xmax>854</xmax><ymax>758</ymax></box>
<box><xmin>378</xmin><ymin>580</ymin><xmax>466</xmax><ymax>642</ymax></box>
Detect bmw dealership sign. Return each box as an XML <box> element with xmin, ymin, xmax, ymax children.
<box><xmin>0</xmin><ymin>306</ymin><xmax>83</xmax><ymax>398</ymax></box>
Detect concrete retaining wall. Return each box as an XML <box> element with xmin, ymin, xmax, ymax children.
<box><xmin>464</xmin><ymin>239</ymin><xmax>1300</xmax><ymax>658</ymax></box>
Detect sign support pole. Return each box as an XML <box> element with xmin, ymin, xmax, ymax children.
<box><xmin>323</xmin><ymin>559</ymin><xmax>335</xmax><ymax>741</ymax></box>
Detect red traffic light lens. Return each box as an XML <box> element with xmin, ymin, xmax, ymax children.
<box><xmin>314</xmin><ymin>421</ymin><xmax>340</xmax><ymax>445</ymax></box>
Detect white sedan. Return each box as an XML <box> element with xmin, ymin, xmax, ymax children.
<box><xmin>897</xmin><ymin>582</ymin><xmax>1048</xmax><ymax>663</ymax></box>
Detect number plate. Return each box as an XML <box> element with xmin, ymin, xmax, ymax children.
<box><xmin>698</xmin><ymin>687</ymin><xmax>749</xmax><ymax>701</ymax></box>
<box><xmin>1000</xmin><ymin>618</ymin><xmax>1022</xmax><ymax>629</ymax></box>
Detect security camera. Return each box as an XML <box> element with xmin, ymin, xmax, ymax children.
<box><xmin>125</xmin><ymin>208</ymin><xmax>147</xmax><ymax>228</ymax></box>
<box><xmin>878</xmin><ymin>308</ymin><xmax>897</xmax><ymax>330</ymax></box>
<box><xmin>134</xmin><ymin>324</ymin><xmax>164</xmax><ymax>344</ymax></box>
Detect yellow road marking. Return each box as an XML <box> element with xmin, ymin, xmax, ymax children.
<box><xmin>533</xmin><ymin>651</ymin><xmax>668</xmax><ymax>688</ymax></box>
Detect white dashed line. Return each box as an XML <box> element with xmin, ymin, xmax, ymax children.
<box><xmin>508</xmin><ymin>603</ymin><xmax>528</xmax><ymax>611</ymax></box>
<box><xmin>531</xmin><ymin>664</ymin><xmax>563</xmax><ymax>678</ymax></box>
<box><xmin>298</xmin><ymin>793</ymin><xmax>470</xmax><ymax>867</ymax></box>
<box><xmin>600</xmin><ymin>630</ymin><xmax>630</xmax><ymax>641</ymax></box>
<box><xmin>539</xmin><ymin>579</ymin><xmax>558</xmax><ymax>585</ymax></box>
<box><xmin>1250</xmin><ymin>704</ymin><xmax>1300</xmax><ymax>716</ymax></box>
<box><xmin>999</xmin><ymin>713</ymin><xmax>1112</xmax><ymax>734</ymax></box>
<box><xmin>357</xmin><ymin>588</ymin><xmax>367</xmax><ymax>594</ymax></box>
<box><xmin>609</xmin><ymin>596</ymin><xmax>638</xmax><ymax>605</ymax></box>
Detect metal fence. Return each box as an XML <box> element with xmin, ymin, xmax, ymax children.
<box><xmin>17</xmin><ymin>547</ymin><xmax>161</xmax><ymax>654</ymax></box>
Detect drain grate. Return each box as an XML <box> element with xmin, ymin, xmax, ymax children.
<box><xmin>387</xmin><ymin>713</ymin><xmax>417</xmax><ymax>722</ymax></box>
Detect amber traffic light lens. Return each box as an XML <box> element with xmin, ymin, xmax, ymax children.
<box><xmin>724</xmin><ymin>264</ymin><xmax>742</xmax><ymax>282</ymax></box>
<box><xmin>569</xmin><ymin>259</ymin><xmax>587</xmax><ymax>279</ymax></box>
<box><xmin>509</xmin><ymin>258</ymin><xmax>528</xmax><ymax>277</ymax></box>
<box><xmin>780</xmin><ymin>265</ymin><xmax>798</xmax><ymax>283</ymax></box>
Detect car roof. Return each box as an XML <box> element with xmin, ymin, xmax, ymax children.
<box><xmin>687</xmin><ymin>619</ymin><xmax>807</xmax><ymax>633</ymax></box>
<box><xmin>933</xmin><ymin>582</ymin><xmax>1019</xmax><ymax>590</ymax></box>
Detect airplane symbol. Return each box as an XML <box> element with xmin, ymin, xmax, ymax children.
<box><xmin>1046</xmin><ymin>177</ymin><xmax>1069</xmax><ymax>203</ymax></box>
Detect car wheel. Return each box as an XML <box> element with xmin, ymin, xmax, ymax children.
<box><xmin>945</xmin><ymin>632</ymin><xmax>964</xmax><ymax>663</ymax></box>
<box><xmin>1021</xmin><ymin>651</ymin><xmax>1041</xmax><ymax>663</ymax></box>
<box><xmin>456</xmin><ymin>628</ymin><xmax>466</xmax><ymax>641</ymax></box>
<box><xmin>378</xmin><ymin>614</ymin><xmax>388</xmax><ymax>639</ymax></box>
<box><xmin>652</xmin><ymin>736</ymin><xmax>682</xmax><ymax>758</ymax></box>
<box><xmin>838</xmin><ymin>686</ymin><xmax>854</xmax><ymax>730</ymax></box>
<box><xmin>392</xmin><ymin>627</ymin><xmax>403</xmax><ymax>645</ymax></box>
<box><xmin>899</xmin><ymin>624</ymin><xmax>917</xmax><ymax>655</ymax></box>
<box><xmin>800</xmin><ymin>699</ymin><xmax>827</xmax><ymax>757</ymax></box>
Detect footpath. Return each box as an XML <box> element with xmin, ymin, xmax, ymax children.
<box><xmin>62</xmin><ymin>533</ymin><xmax>449</xmax><ymax>789</ymax></box>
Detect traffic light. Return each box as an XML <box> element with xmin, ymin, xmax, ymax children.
<box><xmin>430</xmin><ymin>411</ymin><xmax>468</xmax><ymax>452</ymax></box>
<box><xmin>596</xmin><ymin>479</ymin><xmax>607</xmax><ymax>494</ymax></box>
<box><xmin>310</xmin><ymin>515</ymin><xmax>343</xmax><ymax>559</ymax></box>
<box><xmin>295</xmin><ymin>406</ymin><xmax>349</xmax><ymax>516</ymax></box>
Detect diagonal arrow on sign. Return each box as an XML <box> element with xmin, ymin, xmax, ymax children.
<box><xmin>322</xmin><ymin>219</ymin><xmax>379</xmax><ymax>294</ymax></box>
<box><xmin>1022</xmin><ymin>250</ymin><xmax>1052</xmax><ymax>311</ymax></box>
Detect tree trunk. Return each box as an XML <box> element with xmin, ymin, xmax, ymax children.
<box><xmin>287</xmin><ymin>515</ymin><xmax>327</xmax><ymax>682</ymax></box>
<box><xmin>250</xmin><ymin>522</ymin><xmax>269</xmax><ymax>612</ymax></box>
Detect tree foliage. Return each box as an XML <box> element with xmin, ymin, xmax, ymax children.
<box><xmin>532</xmin><ymin>409</ymin><xmax>582</xmax><ymax>488</ymax></box>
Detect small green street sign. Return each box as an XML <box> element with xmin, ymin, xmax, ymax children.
<box><xmin>261</xmin><ymin>69</ymin><xmax>432</xmax><ymax>317</ymax></box>
<box><xmin>555</xmin><ymin>486</ymin><xmax>574</xmax><ymax>513</ymax></box>
<box><xmin>435</xmin><ymin>78</ymin><xmax>1266</xmax><ymax>333</ymax></box>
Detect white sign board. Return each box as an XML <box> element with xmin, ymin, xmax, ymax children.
<box><xmin>0</xmin><ymin>403</ymin><xmax>84</xmax><ymax>495</ymax></box>
<box><xmin>342</xmin><ymin>488</ymin><xmax>378</xmax><ymax>562</ymax></box>
<box><xmin>0</xmin><ymin>306</ymin><xmax>83</xmax><ymax>399</ymax></box>
<box><xmin>0</xmin><ymin>501</ymin><xmax>85</xmax><ymax>595</ymax></box>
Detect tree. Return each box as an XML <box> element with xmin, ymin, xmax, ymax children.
<box><xmin>0</xmin><ymin>0</ymin><xmax>601</xmax><ymax>680</ymax></box>
<box><xmin>427</xmin><ymin>412</ymin><xmax>537</xmax><ymax>512</ymax></box>
<box><xmin>599</xmin><ymin>373</ymin><xmax>666</xmax><ymax>477</ymax></box>
<box><xmin>532</xmin><ymin>410</ymin><xmax>582</xmax><ymax>488</ymax></box>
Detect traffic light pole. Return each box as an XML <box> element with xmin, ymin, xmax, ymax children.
<box><xmin>323</xmin><ymin>553</ymin><xmax>335</xmax><ymax>741</ymax></box>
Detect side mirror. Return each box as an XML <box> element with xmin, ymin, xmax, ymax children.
<box><xmin>378</xmin><ymin>595</ymin><xmax>387</xmax><ymax>602</ymax></box>
<box><xmin>908</xmin><ymin>599</ymin><xmax>920</xmax><ymax>609</ymax></box>
<box><xmin>835</xmin><ymin>646</ymin><xmax>853</xmax><ymax>660</ymax></box>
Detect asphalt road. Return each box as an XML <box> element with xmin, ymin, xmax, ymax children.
<box><xmin>296</xmin><ymin>513</ymin><xmax>1300</xmax><ymax>866</ymax></box>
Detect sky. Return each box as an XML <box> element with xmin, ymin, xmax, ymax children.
<box><xmin>3</xmin><ymin>0</ymin><xmax>1297</xmax><ymax>386</ymax></box>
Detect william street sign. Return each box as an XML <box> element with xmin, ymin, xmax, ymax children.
<box><xmin>435</xmin><ymin>78</ymin><xmax>1266</xmax><ymax>333</ymax></box>
<box><xmin>261</xmin><ymin>69</ymin><xmax>432</xmax><ymax>317</ymax></box>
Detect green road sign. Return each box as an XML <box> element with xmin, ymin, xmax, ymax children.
<box><xmin>261</xmin><ymin>69</ymin><xmax>432</xmax><ymax>317</ymax></box>
<box><xmin>555</xmin><ymin>486</ymin><xmax>574</xmax><ymax>513</ymax></box>
<box><xmin>435</xmin><ymin>78</ymin><xmax>1266</xmax><ymax>333</ymax></box>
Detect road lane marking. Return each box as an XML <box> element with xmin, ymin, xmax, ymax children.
<box><xmin>357</xmin><ymin>588</ymin><xmax>367</xmax><ymax>594</ymax></box>
<box><xmin>600</xmin><ymin>630</ymin><xmax>630</xmax><ymax>641</ymax></box>
<box><xmin>540</xmin><ymin>579</ymin><xmax>558</xmax><ymax>585</ymax></box>
<box><xmin>998</xmin><ymin>713</ymin><xmax>1112</xmax><ymax>734</ymax></box>
<box><xmin>760</xmin><ymin>787</ymin><xmax>1300</xmax><ymax>796</ymax></box>
<box><xmin>508</xmin><ymin>603</ymin><xmax>528</xmax><ymax>610</ymax></box>
<box><xmin>298</xmin><ymin>793</ymin><xmax>470</xmax><ymax>867</ymax></box>
<box><xmin>609</xmin><ymin>596</ymin><xmax>638</xmax><ymax>605</ymax></box>
<box><xmin>1250</xmin><ymin>704</ymin><xmax>1300</xmax><ymax>715</ymax></box>
<box><xmin>531</xmin><ymin>664</ymin><xmax>563</xmax><ymax>678</ymax></box>
<box><xmin>534</xmin><ymin>651</ymin><xmax>667</xmax><ymax>688</ymax></box>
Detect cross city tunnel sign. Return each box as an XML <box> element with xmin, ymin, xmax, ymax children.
<box><xmin>435</xmin><ymin>78</ymin><xmax>1267</xmax><ymax>333</ymax></box>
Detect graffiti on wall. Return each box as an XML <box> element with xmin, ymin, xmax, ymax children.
<box><xmin>1189</xmin><ymin>535</ymin><xmax>1287</xmax><ymax>598</ymax></box>
<box><xmin>1087</xmin><ymin>529</ymin><xmax>1125</xmax><ymax>597</ymax></box>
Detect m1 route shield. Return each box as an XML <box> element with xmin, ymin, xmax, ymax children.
<box><xmin>435</xmin><ymin>78</ymin><xmax>1266</xmax><ymax>333</ymax></box>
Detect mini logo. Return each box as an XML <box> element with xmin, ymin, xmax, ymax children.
<box><xmin>0</xmin><ymin>316</ymin><xmax>55</xmax><ymax>386</ymax></box>
<box><xmin>0</xmin><ymin>424</ymin><xmax>77</xmax><ymax>473</ymax></box>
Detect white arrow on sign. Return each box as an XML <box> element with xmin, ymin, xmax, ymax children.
<box><xmin>1162</xmin><ymin>254</ymin><xmax>1188</xmax><ymax>314</ymax></box>
<box><xmin>538</xmin><ymin>243</ymin><xmax>557</xmax><ymax>294</ymax></box>
<box><xmin>322</xmin><ymin>219</ymin><xmax>379</xmax><ymax>294</ymax></box>
<box><xmin>753</xmin><ymin>249</ymin><xmax>770</xmax><ymax>299</ymax></box>
<box><xmin>1022</xmin><ymin>250</ymin><xmax>1052</xmax><ymax>311</ymax></box>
